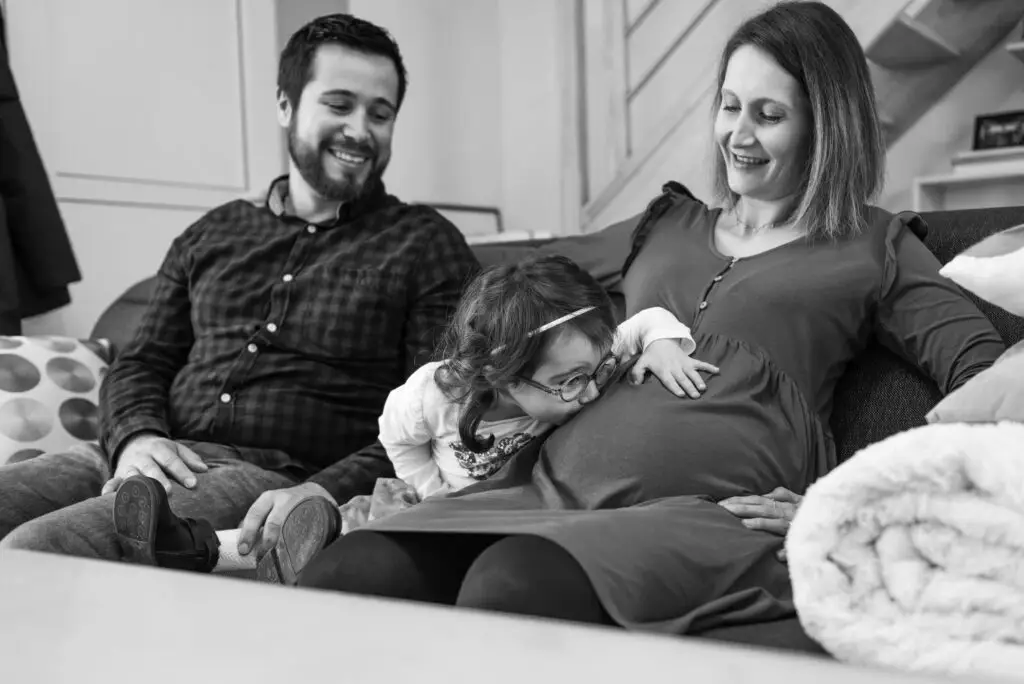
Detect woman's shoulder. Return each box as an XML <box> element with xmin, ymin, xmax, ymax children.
<box><xmin>842</xmin><ymin>206</ymin><xmax>930</xmax><ymax>258</ymax></box>
<box><xmin>621</xmin><ymin>182</ymin><xmax>716</xmax><ymax>275</ymax></box>
<box><xmin>645</xmin><ymin>181</ymin><xmax>712</xmax><ymax>223</ymax></box>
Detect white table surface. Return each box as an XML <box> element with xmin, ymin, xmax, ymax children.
<box><xmin>0</xmin><ymin>548</ymin><xmax>999</xmax><ymax>683</ymax></box>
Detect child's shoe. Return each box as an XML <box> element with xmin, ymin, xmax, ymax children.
<box><xmin>112</xmin><ymin>475</ymin><xmax>220</xmax><ymax>572</ymax></box>
<box><xmin>256</xmin><ymin>495</ymin><xmax>340</xmax><ymax>585</ymax></box>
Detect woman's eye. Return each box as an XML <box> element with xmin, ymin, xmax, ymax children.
<box><xmin>722</xmin><ymin>104</ymin><xmax>740</xmax><ymax>113</ymax></box>
<box><xmin>760</xmin><ymin>113</ymin><xmax>783</xmax><ymax>123</ymax></box>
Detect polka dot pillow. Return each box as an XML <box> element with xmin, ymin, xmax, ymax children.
<box><xmin>0</xmin><ymin>336</ymin><xmax>112</xmax><ymax>465</ymax></box>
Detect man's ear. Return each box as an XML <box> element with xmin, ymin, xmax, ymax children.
<box><xmin>276</xmin><ymin>89</ymin><xmax>293</xmax><ymax>128</ymax></box>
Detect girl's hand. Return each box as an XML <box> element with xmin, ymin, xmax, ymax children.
<box><xmin>718</xmin><ymin>486</ymin><xmax>804</xmax><ymax>561</ymax></box>
<box><xmin>629</xmin><ymin>339</ymin><xmax>719</xmax><ymax>398</ymax></box>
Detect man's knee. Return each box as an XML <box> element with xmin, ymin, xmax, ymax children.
<box><xmin>0</xmin><ymin>496</ymin><xmax>119</xmax><ymax>559</ymax></box>
<box><xmin>0</xmin><ymin>517</ymin><xmax>64</xmax><ymax>553</ymax></box>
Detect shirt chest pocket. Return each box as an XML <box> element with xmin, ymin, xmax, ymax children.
<box><xmin>287</xmin><ymin>266</ymin><xmax>406</xmax><ymax>359</ymax></box>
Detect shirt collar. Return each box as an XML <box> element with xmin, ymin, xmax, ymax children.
<box><xmin>264</xmin><ymin>175</ymin><xmax>389</xmax><ymax>226</ymax></box>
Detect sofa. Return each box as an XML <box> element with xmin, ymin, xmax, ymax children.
<box><xmin>89</xmin><ymin>202</ymin><xmax>1024</xmax><ymax>653</ymax></box>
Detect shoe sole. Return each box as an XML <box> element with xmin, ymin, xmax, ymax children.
<box><xmin>112</xmin><ymin>477</ymin><xmax>161</xmax><ymax>565</ymax></box>
<box><xmin>255</xmin><ymin>497</ymin><xmax>338</xmax><ymax>585</ymax></box>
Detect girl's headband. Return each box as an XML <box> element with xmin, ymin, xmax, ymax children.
<box><xmin>492</xmin><ymin>306</ymin><xmax>596</xmax><ymax>355</ymax></box>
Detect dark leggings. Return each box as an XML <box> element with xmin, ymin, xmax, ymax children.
<box><xmin>297</xmin><ymin>531</ymin><xmax>613</xmax><ymax>626</ymax></box>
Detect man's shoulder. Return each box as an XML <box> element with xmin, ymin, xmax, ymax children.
<box><xmin>382</xmin><ymin>199</ymin><xmax>462</xmax><ymax>237</ymax></box>
<box><xmin>170</xmin><ymin>198</ymin><xmax>260</xmax><ymax>248</ymax></box>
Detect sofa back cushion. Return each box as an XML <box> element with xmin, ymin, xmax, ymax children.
<box><xmin>93</xmin><ymin>205</ymin><xmax>1024</xmax><ymax>464</ymax></box>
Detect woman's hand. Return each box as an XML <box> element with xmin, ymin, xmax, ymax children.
<box><xmin>630</xmin><ymin>339</ymin><xmax>719</xmax><ymax>398</ymax></box>
<box><xmin>718</xmin><ymin>486</ymin><xmax>803</xmax><ymax>561</ymax></box>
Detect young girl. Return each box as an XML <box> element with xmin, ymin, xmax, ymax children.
<box><xmin>113</xmin><ymin>255</ymin><xmax>718</xmax><ymax>583</ymax></box>
<box><xmin>378</xmin><ymin>253</ymin><xmax>713</xmax><ymax>502</ymax></box>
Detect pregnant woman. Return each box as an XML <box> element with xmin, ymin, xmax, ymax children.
<box><xmin>298</xmin><ymin>1</ymin><xmax>1004</xmax><ymax>648</ymax></box>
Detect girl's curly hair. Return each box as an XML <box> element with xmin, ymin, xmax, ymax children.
<box><xmin>434</xmin><ymin>254</ymin><xmax>616</xmax><ymax>452</ymax></box>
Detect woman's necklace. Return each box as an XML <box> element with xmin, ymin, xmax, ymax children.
<box><xmin>729</xmin><ymin>207</ymin><xmax>790</xmax><ymax>234</ymax></box>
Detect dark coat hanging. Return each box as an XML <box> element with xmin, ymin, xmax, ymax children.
<box><xmin>0</xmin><ymin>8</ymin><xmax>81</xmax><ymax>335</ymax></box>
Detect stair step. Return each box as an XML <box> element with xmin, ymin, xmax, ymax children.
<box><xmin>1008</xmin><ymin>40</ymin><xmax>1024</xmax><ymax>65</ymax></box>
<box><xmin>867</xmin><ymin>13</ymin><xmax>960</xmax><ymax>69</ymax></box>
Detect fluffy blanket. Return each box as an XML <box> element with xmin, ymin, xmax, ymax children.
<box><xmin>787</xmin><ymin>422</ymin><xmax>1024</xmax><ymax>681</ymax></box>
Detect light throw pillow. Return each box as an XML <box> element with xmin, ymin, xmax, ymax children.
<box><xmin>0</xmin><ymin>336</ymin><xmax>111</xmax><ymax>465</ymax></box>
<box><xmin>926</xmin><ymin>340</ymin><xmax>1024</xmax><ymax>424</ymax></box>
<box><xmin>939</xmin><ymin>222</ymin><xmax>1024</xmax><ymax>317</ymax></box>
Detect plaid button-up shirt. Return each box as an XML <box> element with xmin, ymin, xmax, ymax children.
<box><xmin>100</xmin><ymin>176</ymin><xmax>480</xmax><ymax>500</ymax></box>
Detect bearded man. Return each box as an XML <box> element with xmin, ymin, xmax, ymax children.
<box><xmin>0</xmin><ymin>14</ymin><xmax>479</xmax><ymax>561</ymax></box>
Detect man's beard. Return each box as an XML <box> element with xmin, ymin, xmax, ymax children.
<box><xmin>287</xmin><ymin>124</ymin><xmax>385</xmax><ymax>202</ymax></box>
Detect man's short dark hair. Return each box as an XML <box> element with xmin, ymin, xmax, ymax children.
<box><xmin>277</xmin><ymin>14</ymin><xmax>408</xmax><ymax>110</ymax></box>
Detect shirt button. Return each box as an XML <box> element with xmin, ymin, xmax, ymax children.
<box><xmin>266</xmin><ymin>323</ymin><xmax>278</xmax><ymax>333</ymax></box>
<box><xmin>246</xmin><ymin>343</ymin><xmax>258</xmax><ymax>353</ymax></box>
<box><xmin>307</xmin><ymin>225</ymin><xmax>317</xmax><ymax>234</ymax></box>
<box><xmin>282</xmin><ymin>274</ymin><xmax>294</xmax><ymax>283</ymax></box>
<box><xmin>219</xmin><ymin>393</ymin><xmax>232</xmax><ymax>404</ymax></box>
<box><xmin>699</xmin><ymin>301</ymin><xmax>708</xmax><ymax>310</ymax></box>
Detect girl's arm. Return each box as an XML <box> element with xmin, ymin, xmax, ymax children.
<box><xmin>612</xmin><ymin>306</ymin><xmax>696</xmax><ymax>357</ymax></box>
<box><xmin>378</xmin><ymin>365</ymin><xmax>452</xmax><ymax>500</ymax></box>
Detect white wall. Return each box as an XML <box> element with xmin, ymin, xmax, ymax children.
<box><xmin>879</xmin><ymin>22</ymin><xmax>1024</xmax><ymax>212</ymax></box>
<box><xmin>14</xmin><ymin>0</ymin><xmax>570</xmax><ymax>338</ymax></box>
<box><xmin>12</xmin><ymin>0</ymin><xmax>284</xmax><ymax>339</ymax></box>
<box><xmin>348</xmin><ymin>0</ymin><xmax>503</xmax><ymax>210</ymax></box>
<box><xmin>348</xmin><ymin>0</ymin><xmax>574</xmax><ymax>237</ymax></box>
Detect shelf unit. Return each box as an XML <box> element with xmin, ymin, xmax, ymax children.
<box><xmin>911</xmin><ymin>36</ymin><xmax>1024</xmax><ymax>211</ymax></box>
<box><xmin>913</xmin><ymin>147</ymin><xmax>1024</xmax><ymax>211</ymax></box>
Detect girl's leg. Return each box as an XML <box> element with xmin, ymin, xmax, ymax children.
<box><xmin>297</xmin><ymin>530</ymin><xmax>497</xmax><ymax>604</ymax></box>
<box><xmin>456</xmin><ymin>535</ymin><xmax>614</xmax><ymax>625</ymax></box>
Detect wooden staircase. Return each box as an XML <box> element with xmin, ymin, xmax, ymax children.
<box><xmin>867</xmin><ymin>0</ymin><xmax>1024</xmax><ymax>146</ymax></box>
<box><xmin>577</xmin><ymin>0</ymin><xmax>1024</xmax><ymax>232</ymax></box>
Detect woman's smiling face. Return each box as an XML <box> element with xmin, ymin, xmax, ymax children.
<box><xmin>714</xmin><ymin>44</ymin><xmax>811</xmax><ymax>203</ymax></box>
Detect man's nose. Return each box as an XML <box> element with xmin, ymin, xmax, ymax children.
<box><xmin>342</xmin><ymin>109</ymin><xmax>370</xmax><ymax>141</ymax></box>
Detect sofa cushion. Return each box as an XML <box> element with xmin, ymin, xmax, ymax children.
<box><xmin>89</xmin><ymin>277</ymin><xmax>158</xmax><ymax>355</ymax></box>
<box><xmin>921</xmin><ymin>206</ymin><xmax>1024</xmax><ymax>346</ymax></box>
<box><xmin>89</xmin><ymin>205</ymin><xmax>1024</xmax><ymax>466</ymax></box>
<box><xmin>0</xmin><ymin>336</ymin><xmax>112</xmax><ymax>465</ymax></box>
<box><xmin>926</xmin><ymin>340</ymin><xmax>1024</xmax><ymax>424</ymax></box>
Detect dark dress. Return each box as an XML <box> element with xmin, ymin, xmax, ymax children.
<box><xmin>364</xmin><ymin>183</ymin><xmax>1004</xmax><ymax>633</ymax></box>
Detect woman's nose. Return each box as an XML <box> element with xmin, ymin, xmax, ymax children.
<box><xmin>730</xmin><ymin>112</ymin><xmax>756</xmax><ymax>147</ymax></box>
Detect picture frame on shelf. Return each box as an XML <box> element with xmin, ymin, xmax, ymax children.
<box><xmin>973</xmin><ymin>110</ymin><xmax>1024</xmax><ymax>151</ymax></box>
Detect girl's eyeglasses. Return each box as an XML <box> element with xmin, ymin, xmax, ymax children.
<box><xmin>516</xmin><ymin>354</ymin><xmax>618</xmax><ymax>403</ymax></box>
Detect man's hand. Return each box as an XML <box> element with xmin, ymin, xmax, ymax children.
<box><xmin>237</xmin><ymin>482</ymin><xmax>337</xmax><ymax>557</ymax></box>
<box><xmin>629</xmin><ymin>339</ymin><xmax>719</xmax><ymax>398</ymax></box>
<box><xmin>101</xmin><ymin>434</ymin><xmax>209</xmax><ymax>495</ymax></box>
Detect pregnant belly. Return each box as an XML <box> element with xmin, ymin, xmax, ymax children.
<box><xmin>534</xmin><ymin>335</ymin><xmax>826</xmax><ymax>509</ymax></box>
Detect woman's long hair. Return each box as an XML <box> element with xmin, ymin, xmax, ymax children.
<box><xmin>711</xmin><ymin>1</ymin><xmax>886</xmax><ymax>240</ymax></box>
<box><xmin>434</xmin><ymin>254</ymin><xmax>616</xmax><ymax>452</ymax></box>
